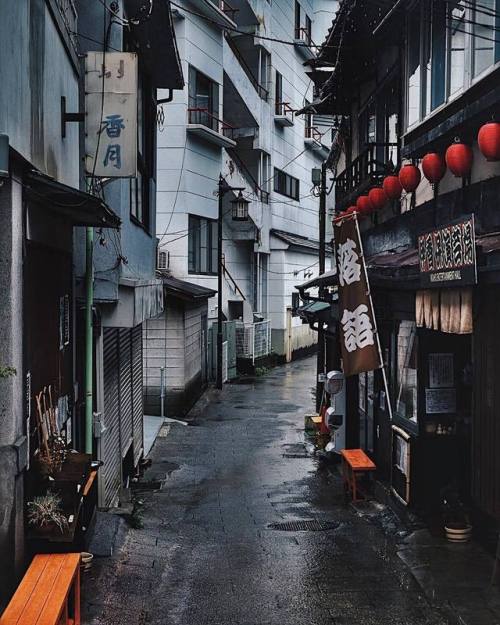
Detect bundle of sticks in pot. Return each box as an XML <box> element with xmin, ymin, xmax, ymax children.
<box><xmin>34</xmin><ymin>386</ymin><xmax>67</xmax><ymax>476</ymax></box>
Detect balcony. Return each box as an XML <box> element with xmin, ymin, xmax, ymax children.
<box><xmin>274</xmin><ymin>102</ymin><xmax>294</xmax><ymax>127</ymax></box>
<box><xmin>335</xmin><ymin>142</ymin><xmax>399</xmax><ymax>208</ymax></box>
<box><xmin>304</xmin><ymin>126</ymin><xmax>330</xmax><ymax>158</ymax></box>
<box><xmin>189</xmin><ymin>0</ymin><xmax>237</xmax><ymax>29</ymax></box>
<box><xmin>187</xmin><ymin>108</ymin><xmax>237</xmax><ymax>148</ymax></box>
<box><xmin>294</xmin><ymin>28</ymin><xmax>317</xmax><ymax>61</ymax></box>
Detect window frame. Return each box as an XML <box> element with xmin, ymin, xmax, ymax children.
<box><xmin>273</xmin><ymin>167</ymin><xmax>300</xmax><ymax>201</ymax></box>
<box><xmin>188</xmin><ymin>214</ymin><xmax>218</xmax><ymax>276</ymax></box>
<box><xmin>188</xmin><ymin>65</ymin><xmax>220</xmax><ymax>132</ymax></box>
<box><xmin>405</xmin><ymin>0</ymin><xmax>500</xmax><ymax>131</ymax></box>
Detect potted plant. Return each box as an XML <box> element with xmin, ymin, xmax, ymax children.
<box><xmin>27</xmin><ymin>493</ymin><xmax>69</xmax><ymax>535</ymax></box>
<box><xmin>441</xmin><ymin>484</ymin><xmax>472</xmax><ymax>543</ymax></box>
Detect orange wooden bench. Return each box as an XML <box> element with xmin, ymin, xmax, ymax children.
<box><xmin>0</xmin><ymin>553</ymin><xmax>80</xmax><ymax>625</ymax></box>
<box><xmin>341</xmin><ymin>449</ymin><xmax>376</xmax><ymax>502</ymax></box>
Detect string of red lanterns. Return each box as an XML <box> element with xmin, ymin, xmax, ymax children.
<box><xmin>335</xmin><ymin>121</ymin><xmax>500</xmax><ymax>220</ymax></box>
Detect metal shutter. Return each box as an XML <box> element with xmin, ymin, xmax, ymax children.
<box><xmin>118</xmin><ymin>329</ymin><xmax>133</xmax><ymax>457</ymax></box>
<box><xmin>102</xmin><ymin>328</ymin><xmax>122</xmax><ymax>507</ymax></box>
<box><xmin>131</xmin><ymin>324</ymin><xmax>144</xmax><ymax>464</ymax></box>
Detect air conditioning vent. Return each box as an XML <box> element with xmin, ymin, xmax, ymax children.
<box><xmin>157</xmin><ymin>249</ymin><xmax>169</xmax><ymax>271</ymax></box>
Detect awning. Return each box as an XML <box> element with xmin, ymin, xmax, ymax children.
<box><xmin>272</xmin><ymin>229</ymin><xmax>330</xmax><ymax>253</ymax></box>
<box><xmin>162</xmin><ymin>275</ymin><xmax>216</xmax><ymax>302</ymax></box>
<box><xmin>125</xmin><ymin>0</ymin><xmax>184</xmax><ymax>90</ymax></box>
<box><xmin>296</xmin><ymin>269</ymin><xmax>338</xmax><ymax>292</ymax></box>
<box><xmin>24</xmin><ymin>170</ymin><xmax>121</xmax><ymax>228</ymax></box>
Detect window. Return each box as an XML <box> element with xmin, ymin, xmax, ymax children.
<box><xmin>448</xmin><ymin>1</ymin><xmax>466</xmax><ymax>96</ymax></box>
<box><xmin>188</xmin><ymin>215</ymin><xmax>218</xmax><ymax>275</ymax></box>
<box><xmin>259</xmin><ymin>49</ymin><xmax>271</xmax><ymax>100</ymax></box>
<box><xmin>473</xmin><ymin>0</ymin><xmax>497</xmax><ymax>76</ymax></box>
<box><xmin>274</xmin><ymin>168</ymin><xmax>300</xmax><ymax>200</ymax></box>
<box><xmin>259</xmin><ymin>152</ymin><xmax>271</xmax><ymax>201</ymax></box>
<box><xmin>275</xmin><ymin>70</ymin><xmax>283</xmax><ymax>115</ymax></box>
<box><xmin>406</xmin><ymin>0</ymin><xmax>500</xmax><ymax>129</ymax></box>
<box><xmin>407</xmin><ymin>4</ymin><xmax>421</xmax><ymax>127</ymax></box>
<box><xmin>395</xmin><ymin>321</ymin><xmax>418</xmax><ymax>426</ymax></box>
<box><xmin>188</xmin><ymin>66</ymin><xmax>220</xmax><ymax>131</ymax></box>
<box><xmin>295</xmin><ymin>1</ymin><xmax>301</xmax><ymax>38</ymax></box>
<box><xmin>305</xmin><ymin>15</ymin><xmax>312</xmax><ymax>44</ymax></box>
<box><xmin>130</xmin><ymin>72</ymin><xmax>153</xmax><ymax>230</ymax></box>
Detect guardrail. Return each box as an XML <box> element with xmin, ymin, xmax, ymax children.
<box><xmin>188</xmin><ymin>108</ymin><xmax>237</xmax><ymax>140</ymax></box>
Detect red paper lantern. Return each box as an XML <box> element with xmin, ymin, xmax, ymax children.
<box><xmin>346</xmin><ymin>205</ymin><xmax>358</xmax><ymax>214</ymax></box>
<box><xmin>445</xmin><ymin>142</ymin><xmax>473</xmax><ymax>177</ymax></box>
<box><xmin>383</xmin><ymin>175</ymin><xmax>403</xmax><ymax>200</ymax></box>
<box><xmin>356</xmin><ymin>196</ymin><xmax>373</xmax><ymax>214</ymax></box>
<box><xmin>399</xmin><ymin>164</ymin><xmax>421</xmax><ymax>192</ymax></box>
<box><xmin>368</xmin><ymin>187</ymin><xmax>388</xmax><ymax>211</ymax></box>
<box><xmin>422</xmin><ymin>153</ymin><xmax>446</xmax><ymax>184</ymax></box>
<box><xmin>478</xmin><ymin>122</ymin><xmax>500</xmax><ymax>161</ymax></box>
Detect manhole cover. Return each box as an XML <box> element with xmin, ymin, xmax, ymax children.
<box><xmin>268</xmin><ymin>520</ymin><xmax>338</xmax><ymax>532</ymax></box>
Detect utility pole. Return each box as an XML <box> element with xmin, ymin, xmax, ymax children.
<box><xmin>216</xmin><ymin>175</ymin><xmax>224</xmax><ymax>390</ymax></box>
<box><xmin>316</xmin><ymin>162</ymin><xmax>327</xmax><ymax>412</ymax></box>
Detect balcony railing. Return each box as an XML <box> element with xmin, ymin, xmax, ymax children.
<box><xmin>295</xmin><ymin>27</ymin><xmax>312</xmax><ymax>45</ymax></box>
<box><xmin>335</xmin><ymin>142</ymin><xmax>399</xmax><ymax>206</ymax></box>
<box><xmin>188</xmin><ymin>108</ymin><xmax>237</xmax><ymax>140</ymax></box>
<box><xmin>275</xmin><ymin>101</ymin><xmax>294</xmax><ymax>119</ymax></box>
<box><xmin>305</xmin><ymin>126</ymin><xmax>322</xmax><ymax>142</ymax></box>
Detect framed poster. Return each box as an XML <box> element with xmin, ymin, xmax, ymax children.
<box><xmin>429</xmin><ymin>353</ymin><xmax>454</xmax><ymax>388</ymax></box>
<box><xmin>425</xmin><ymin>388</ymin><xmax>456</xmax><ymax>414</ymax></box>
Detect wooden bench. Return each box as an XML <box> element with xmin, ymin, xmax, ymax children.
<box><xmin>0</xmin><ymin>553</ymin><xmax>80</xmax><ymax>625</ymax></box>
<box><xmin>341</xmin><ymin>449</ymin><xmax>376</xmax><ymax>502</ymax></box>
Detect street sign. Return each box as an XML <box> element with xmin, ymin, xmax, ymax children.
<box><xmin>85</xmin><ymin>52</ymin><xmax>138</xmax><ymax>178</ymax></box>
<box><xmin>418</xmin><ymin>215</ymin><xmax>477</xmax><ymax>288</ymax></box>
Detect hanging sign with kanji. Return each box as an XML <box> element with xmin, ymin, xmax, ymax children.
<box><xmin>334</xmin><ymin>215</ymin><xmax>382</xmax><ymax>377</ymax></box>
<box><xmin>85</xmin><ymin>52</ymin><xmax>138</xmax><ymax>177</ymax></box>
<box><xmin>417</xmin><ymin>215</ymin><xmax>476</xmax><ymax>288</ymax></box>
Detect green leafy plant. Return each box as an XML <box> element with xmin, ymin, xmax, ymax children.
<box><xmin>27</xmin><ymin>493</ymin><xmax>69</xmax><ymax>534</ymax></box>
<box><xmin>0</xmin><ymin>366</ymin><xmax>16</xmax><ymax>379</ymax></box>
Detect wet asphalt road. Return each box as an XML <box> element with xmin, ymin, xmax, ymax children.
<box><xmin>83</xmin><ymin>357</ymin><xmax>450</xmax><ymax>625</ymax></box>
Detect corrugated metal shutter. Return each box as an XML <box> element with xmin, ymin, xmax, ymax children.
<box><xmin>132</xmin><ymin>324</ymin><xmax>143</xmax><ymax>463</ymax></box>
<box><xmin>119</xmin><ymin>329</ymin><xmax>133</xmax><ymax>457</ymax></box>
<box><xmin>102</xmin><ymin>328</ymin><xmax>121</xmax><ymax>507</ymax></box>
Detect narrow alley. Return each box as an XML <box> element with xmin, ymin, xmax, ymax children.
<box><xmin>83</xmin><ymin>358</ymin><xmax>449</xmax><ymax>625</ymax></box>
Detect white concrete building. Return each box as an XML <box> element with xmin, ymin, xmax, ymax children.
<box><xmin>155</xmin><ymin>0</ymin><xmax>335</xmax><ymax>362</ymax></box>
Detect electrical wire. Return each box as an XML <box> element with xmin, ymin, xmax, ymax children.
<box><xmin>157</xmin><ymin>136</ymin><xmax>188</xmax><ymax>245</ymax></box>
<box><xmin>167</xmin><ymin>0</ymin><xmax>344</xmax><ymax>50</ymax></box>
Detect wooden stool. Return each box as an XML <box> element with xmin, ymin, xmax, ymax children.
<box><xmin>341</xmin><ymin>449</ymin><xmax>376</xmax><ymax>502</ymax></box>
<box><xmin>0</xmin><ymin>553</ymin><xmax>81</xmax><ymax>625</ymax></box>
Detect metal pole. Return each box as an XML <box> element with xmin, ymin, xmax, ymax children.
<box><xmin>316</xmin><ymin>162</ymin><xmax>327</xmax><ymax>412</ymax></box>
<box><xmin>84</xmin><ymin>225</ymin><xmax>94</xmax><ymax>455</ymax></box>
<box><xmin>216</xmin><ymin>175</ymin><xmax>224</xmax><ymax>390</ymax></box>
<box><xmin>160</xmin><ymin>366</ymin><xmax>165</xmax><ymax>418</ymax></box>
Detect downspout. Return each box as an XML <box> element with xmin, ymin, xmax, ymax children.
<box><xmin>85</xmin><ymin>225</ymin><xmax>94</xmax><ymax>455</ymax></box>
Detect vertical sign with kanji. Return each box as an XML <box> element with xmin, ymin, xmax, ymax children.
<box><xmin>85</xmin><ymin>52</ymin><xmax>138</xmax><ymax>177</ymax></box>
<box><xmin>334</xmin><ymin>215</ymin><xmax>382</xmax><ymax>377</ymax></box>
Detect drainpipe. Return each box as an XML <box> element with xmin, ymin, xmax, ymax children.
<box><xmin>85</xmin><ymin>225</ymin><xmax>94</xmax><ymax>455</ymax></box>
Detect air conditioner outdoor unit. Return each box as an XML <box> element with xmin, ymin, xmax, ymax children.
<box><xmin>157</xmin><ymin>249</ymin><xmax>169</xmax><ymax>271</ymax></box>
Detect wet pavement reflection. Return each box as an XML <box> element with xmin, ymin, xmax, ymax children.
<box><xmin>83</xmin><ymin>357</ymin><xmax>451</xmax><ymax>625</ymax></box>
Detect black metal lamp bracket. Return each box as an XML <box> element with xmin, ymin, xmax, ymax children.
<box><xmin>61</xmin><ymin>96</ymin><xmax>85</xmax><ymax>139</ymax></box>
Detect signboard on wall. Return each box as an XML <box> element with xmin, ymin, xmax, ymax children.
<box><xmin>85</xmin><ymin>52</ymin><xmax>138</xmax><ymax>178</ymax></box>
<box><xmin>334</xmin><ymin>215</ymin><xmax>382</xmax><ymax>377</ymax></box>
<box><xmin>418</xmin><ymin>215</ymin><xmax>476</xmax><ymax>288</ymax></box>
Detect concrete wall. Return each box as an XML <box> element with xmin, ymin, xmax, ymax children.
<box><xmin>143</xmin><ymin>298</ymin><xmax>207</xmax><ymax>416</ymax></box>
<box><xmin>156</xmin><ymin>0</ymin><xmax>332</xmax><ymax>342</ymax></box>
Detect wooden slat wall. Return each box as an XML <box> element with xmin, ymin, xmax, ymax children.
<box><xmin>472</xmin><ymin>286</ymin><xmax>500</xmax><ymax>519</ymax></box>
<box><xmin>103</xmin><ymin>329</ymin><xmax>122</xmax><ymax>507</ymax></box>
<box><xmin>132</xmin><ymin>325</ymin><xmax>144</xmax><ymax>464</ymax></box>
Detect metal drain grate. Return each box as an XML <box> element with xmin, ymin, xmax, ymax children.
<box><xmin>268</xmin><ymin>520</ymin><xmax>338</xmax><ymax>532</ymax></box>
